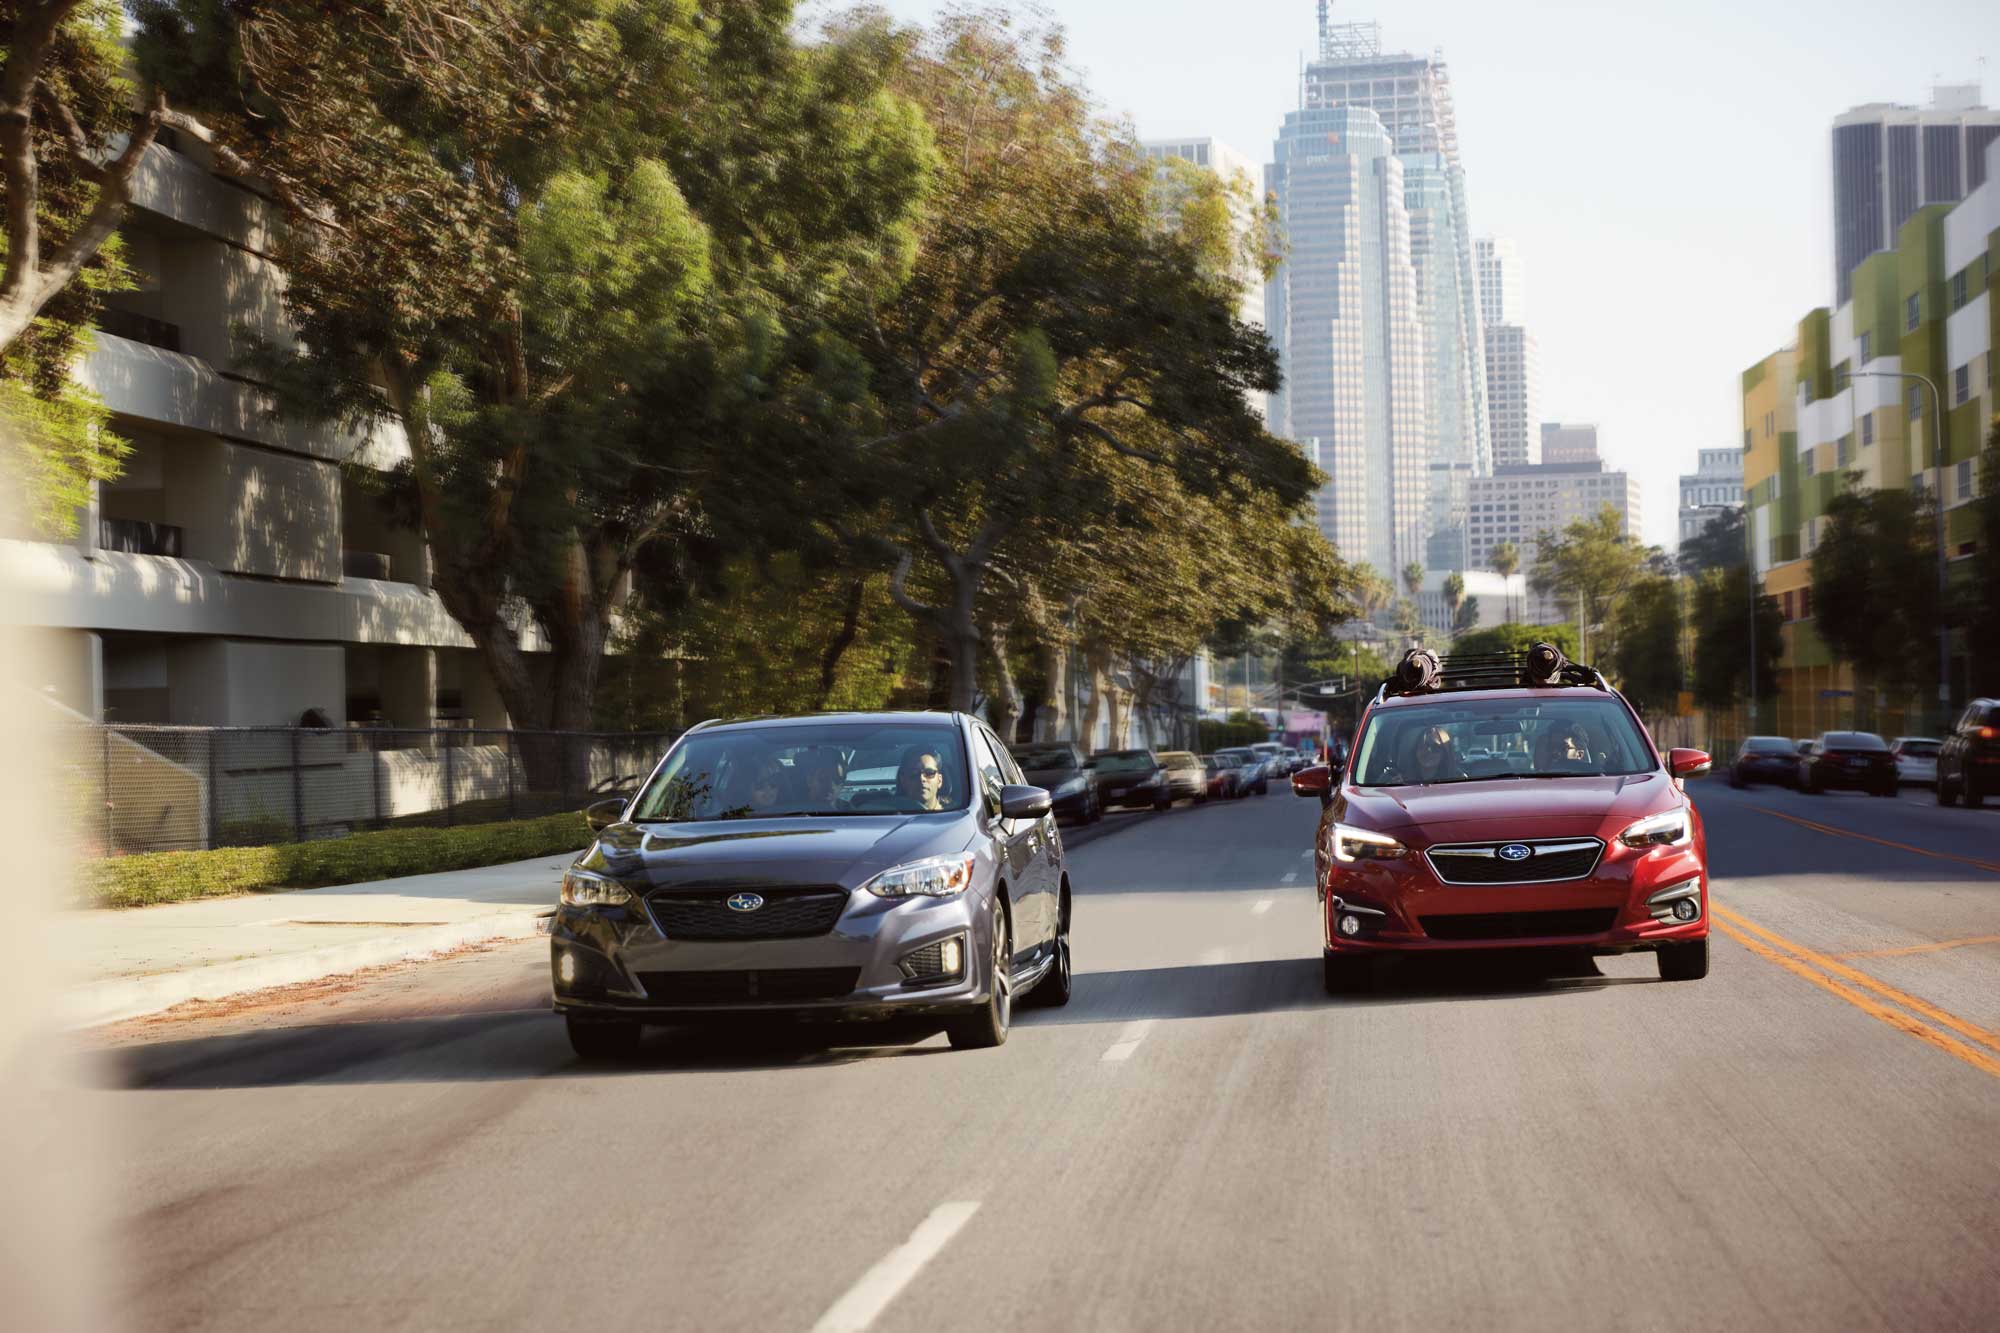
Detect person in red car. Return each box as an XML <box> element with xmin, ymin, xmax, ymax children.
<box><xmin>1293</xmin><ymin>645</ymin><xmax>1712</xmax><ymax>993</ymax></box>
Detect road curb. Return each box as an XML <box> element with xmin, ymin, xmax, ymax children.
<box><xmin>66</xmin><ymin>908</ymin><xmax>548</xmax><ymax>1029</ymax></box>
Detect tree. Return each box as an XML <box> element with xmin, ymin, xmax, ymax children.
<box><xmin>1608</xmin><ymin>572</ymin><xmax>1682</xmax><ymax>717</ymax></box>
<box><xmin>1811</xmin><ymin>483</ymin><xmax>1940</xmax><ymax>704</ymax></box>
<box><xmin>1452</xmin><ymin>622</ymin><xmax>1580</xmax><ymax>659</ymax></box>
<box><xmin>1964</xmin><ymin>418</ymin><xmax>2000</xmax><ymax>698</ymax></box>
<box><xmin>1401</xmin><ymin>561</ymin><xmax>1424</xmax><ymax>600</ymax></box>
<box><xmin>1529</xmin><ymin>505</ymin><xmax>1656</xmax><ymax>664</ymax></box>
<box><xmin>1441</xmin><ymin>571</ymin><xmax>1465</xmax><ymax>635</ymax></box>
<box><xmin>1491</xmin><ymin>540</ymin><xmax>1521</xmax><ymax>623</ymax></box>
<box><xmin>1452</xmin><ymin>595</ymin><xmax>1479</xmax><ymax>635</ymax></box>
<box><xmin>1678</xmin><ymin>506</ymin><xmax>1747</xmax><ymax>576</ymax></box>
<box><xmin>1349</xmin><ymin>563</ymin><xmax>1395</xmax><ymax>625</ymax></box>
<box><xmin>137</xmin><ymin>0</ymin><xmax>935</xmax><ymax>752</ymax></box>
<box><xmin>1689</xmin><ymin>564</ymin><xmax>1780</xmax><ymax>712</ymax></box>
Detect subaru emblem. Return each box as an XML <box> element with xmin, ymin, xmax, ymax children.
<box><xmin>1497</xmin><ymin>844</ymin><xmax>1533</xmax><ymax>862</ymax></box>
<box><xmin>726</xmin><ymin>892</ymin><xmax>765</xmax><ymax>913</ymax></box>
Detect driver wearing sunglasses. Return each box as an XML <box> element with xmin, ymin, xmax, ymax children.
<box><xmin>896</xmin><ymin>749</ymin><xmax>949</xmax><ymax>811</ymax></box>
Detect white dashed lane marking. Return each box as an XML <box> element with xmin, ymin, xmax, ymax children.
<box><xmin>1280</xmin><ymin>871</ymin><xmax>1298</xmax><ymax>884</ymax></box>
<box><xmin>1252</xmin><ymin>899</ymin><xmax>1274</xmax><ymax>915</ymax></box>
<box><xmin>1101</xmin><ymin>1020</ymin><xmax>1157</xmax><ymax>1063</ymax></box>
<box><xmin>811</xmin><ymin>1201</ymin><xmax>982</xmax><ymax>1333</ymax></box>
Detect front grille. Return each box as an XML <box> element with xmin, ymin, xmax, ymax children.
<box><xmin>647</xmin><ymin>888</ymin><xmax>848</xmax><ymax>940</ymax></box>
<box><xmin>635</xmin><ymin>967</ymin><xmax>860</xmax><ymax>1005</ymax></box>
<box><xmin>1418</xmin><ymin>909</ymin><xmax>1620</xmax><ymax>941</ymax></box>
<box><xmin>1425</xmin><ymin>839</ymin><xmax>1604</xmax><ymax>885</ymax></box>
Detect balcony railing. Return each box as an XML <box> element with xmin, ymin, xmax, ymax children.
<box><xmin>98</xmin><ymin>517</ymin><xmax>184</xmax><ymax>557</ymax></box>
<box><xmin>96</xmin><ymin>308</ymin><xmax>183</xmax><ymax>354</ymax></box>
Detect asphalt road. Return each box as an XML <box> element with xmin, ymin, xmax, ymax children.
<box><xmin>87</xmin><ymin>779</ymin><xmax>2000</xmax><ymax>1332</ymax></box>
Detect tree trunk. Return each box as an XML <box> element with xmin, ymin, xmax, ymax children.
<box><xmin>815</xmin><ymin>579</ymin><xmax>868</xmax><ymax>709</ymax></box>
<box><xmin>1035</xmin><ymin>642</ymin><xmax>1070</xmax><ymax>741</ymax></box>
<box><xmin>986</xmin><ymin>622</ymin><xmax>1022</xmax><ymax>743</ymax></box>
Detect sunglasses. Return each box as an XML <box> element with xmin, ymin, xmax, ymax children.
<box><xmin>919</xmin><ymin>767</ymin><xmax>942</xmax><ymax>779</ymax></box>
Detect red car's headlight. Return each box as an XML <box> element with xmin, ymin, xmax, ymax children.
<box><xmin>1331</xmin><ymin>823</ymin><xmax>1407</xmax><ymax>863</ymax></box>
<box><xmin>1618</xmin><ymin>809</ymin><xmax>1692</xmax><ymax>849</ymax></box>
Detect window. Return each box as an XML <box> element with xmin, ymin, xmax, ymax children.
<box><xmin>1959</xmin><ymin>460</ymin><xmax>1976</xmax><ymax>500</ymax></box>
<box><xmin>1908</xmin><ymin>385</ymin><xmax>1923</xmax><ymax>421</ymax></box>
<box><xmin>1803</xmin><ymin>449</ymin><xmax>1816</xmax><ymax>478</ymax></box>
<box><xmin>1952</xmin><ymin>270</ymin><xmax>1969</xmax><ymax>310</ymax></box>
<box><xmin>1837</xmin><ymin>435</ymin><xmax>1853</xmax><ymax>467</ymax></box>
<box><xmin>1765</xmin><ymin>411</ymin><xmax>1775</xmax><ymax>438</ymax></box>
<box><xmin>1956</xmin><ymin>365</ymin><xmax>1971</xmax><ymax>405</ymax></box>
<box><xmin>1861</xmin><ymin>414</ymin><xmax>1875</xmax><ymax>447</ymax></box>
<box><xmin>1910</xmin><ymin>473</ymin><xmax>1926</xmax><ymax>495</ymax></box>
<box><xmin>1858</xmin><ymin>331</ymin><xmax>1872</xmax><ymax>363</ymax></box>
<box><xmin>1906</xmin><ymin>293</ymin><xmax>1920</xmax><ymax>332</ymax></box>
<box><xmin>1743</xmin><ymin>428</ymin><xmax>1753</xmax><ymax>450</ymax></box>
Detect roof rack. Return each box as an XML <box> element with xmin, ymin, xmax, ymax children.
<box><xmin>1372</xmin><ymin>644</ymin><xmax>1609</xmax><ymax>704</ymax></box>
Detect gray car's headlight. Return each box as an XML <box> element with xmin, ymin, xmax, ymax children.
<box><xmin>561</xmin><ymin>867</ymin><xmax>633</xmax><ymax>907</ymax></box>
<box><xmin>864</xmin><ymin>853</ymin><xmax>978</xmax><ymax>898</ymax></box>
<box><xmin>1618</xmin><ymin>809</ymin><xmax>1692</xmax><ymax>849</ymax></box>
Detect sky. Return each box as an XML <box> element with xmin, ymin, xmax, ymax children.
<box><xmin>866</xmin><ymin>0</ymin><xmax>2000</xmax><ymax>551</ymax></box>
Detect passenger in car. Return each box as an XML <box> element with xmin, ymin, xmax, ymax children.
<box><xmin>1403</xmin><ymin>725</ymin><xmax>1465</xmax><ymax>784</ymax></box>
<box><xmin>800</xmin><ymin>749</ymin><xmax>847</xmax><ymax>808</ymax></box>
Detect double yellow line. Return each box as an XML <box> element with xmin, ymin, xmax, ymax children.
<box><xmin>1711</xmin><ymin>904</ymin><xmax>2000</xmax><ymax>1081</ymax></box>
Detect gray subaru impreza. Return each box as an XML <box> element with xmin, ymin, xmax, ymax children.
<box><xmin>551</xmin><ymin>711</ymin><xmax>1073</xmax><ymax>1058</ymax></box>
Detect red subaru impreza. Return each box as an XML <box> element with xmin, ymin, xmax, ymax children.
<box><xmin>1292</xmin><ymin>646</ymin><xmax>1711</xmax><ymax>992</ymax></box>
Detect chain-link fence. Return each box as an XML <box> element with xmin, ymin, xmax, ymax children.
<box><xmin>55</xmin><ymin>725</ymin><xmax>678</xmax><ymax>857</ymax></box>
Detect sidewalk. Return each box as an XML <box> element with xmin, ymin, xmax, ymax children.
<box><xmin>64</xmin><ymin>852</ymin><xmax>575</xmax><ymax>1027</ymax></box>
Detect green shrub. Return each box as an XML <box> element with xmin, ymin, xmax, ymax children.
<box><xmin>87</xmin><ymin>810</ymin><xmax>592</xmax><ymax>909</ymax></box>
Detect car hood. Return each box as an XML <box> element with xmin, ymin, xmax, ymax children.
<box><xmin>583</xmin><ymin>815</ymin><xmax>969</xmax><ymax>891</ymax></box>
<box><xmin>1340</xmin><ymin>773</ymin><xmax>1674</xmax><ymax>841</ymax></box>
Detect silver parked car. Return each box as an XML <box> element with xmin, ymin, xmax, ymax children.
<box><xmin>1891</xmin><ymin>737</ymin><xmax>1941</xmax><ymax>786</ymax></box>
<box><xmin>551</xmin><ymin>712</ymin><xmax>1071</xmax><ymax>1058</ymax></box>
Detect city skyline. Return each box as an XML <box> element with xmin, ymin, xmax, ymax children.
<box><xmin>868</xmin><ymin>0</ymin><xmax>2000</xmax><ymax>552</ymax></box>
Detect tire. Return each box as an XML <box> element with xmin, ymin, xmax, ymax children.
<box><xmin>1154</xmin><ymin>793</ymin><xmax>1172</xmax><ymax>812</ymax></box>
<box><xmin>1804</xmin><ymin>775</ymin><xmax>1821</xmax><ymax>795</ymax></box>
<box><xmin>947</xmin><ymin>903</ymin><xmax>1012</xmax><ymax>1049</ymax></box>
<box><xmin>1087</xmin><ymin>792</ymin><xmax>1102</xmax><ymax>824</ymax></box>
<box><xmin>566</xmin><ymin>1015</ymin><xmax>642</xmax><ymax>1061</ymax></box>
<box><xmin>1027</xmin><ymin>889</ymin><xmax>1072</xmax><ymax>1009</ymax></box>
<box><xmin>1728</xmin><ymin>772</ymin><xmax>1745</xmax><ymax>789</ymax></box>
<box><xmin>1969</xmin><ymin>777</ymin><xmax>1986</xmax><ymax>810</ymax></box>
<box><xmin>1657</xmin><ymin>938</ymin><xmax>1709</xmax><ymax>981</ymax></box>
<box><xmin>1322</xmin><ymin>952</ymin><xmax>1372</xmax><ymax>995</ymax></box>
<box><xmin>1937</xmin><ymin>774</ymin><xmax>1959</xmax><ymax>806</ymax></box>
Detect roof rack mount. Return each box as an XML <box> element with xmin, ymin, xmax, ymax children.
<box><xmin>1373</xmin><ymin>644</ymin><xmax>1609</xmax><ymax>702</ymax></box>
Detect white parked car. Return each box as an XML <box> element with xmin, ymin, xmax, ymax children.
<box><xmin>1891</xmin><ymin>737</ymin><xmax>1941</xmax><ymax>786</ymax></box>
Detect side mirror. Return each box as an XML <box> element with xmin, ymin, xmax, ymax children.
<box><xmin>1291</xmin><ymin>765</ymin><xmax>1332</xmax><ymax>799</ymax></box>
<box><xmin>999</xmin><ymin>784</ymin><xmax>1053</xmax><ymax>820</ymax></box>
<box><xmin>1668</xmin><ymin>748</ymin><xmax>1712</xmax><ymax>779</ymax></box>
<box><xmin>585</xmin><ymin>797</ymin><xmax>627</xmax><ymax>832</ymax></box>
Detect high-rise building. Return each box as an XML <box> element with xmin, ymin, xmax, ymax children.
<box><xmin>1474</xmin><ymin>235</ymin><xmax>1524</xmax><ymax>327</ymax></box>
<box><xmin>1268</xmin><ymin>11</ymin><xmax>1486</xmax><ymax>572</ymax></box>
<box><xmin>1540</xmin><ymin>422</ymin><xmax>1599</xmax><ymax>466</ymax></box>
<box><xmin>1468</xmin><ymin>458</ymin><xmax>1641</xmax><ymax>620</ymax></box>
<box><xmin>1678</xmin><ymin>448</ymin><xmax>1743</xmax><ymax>546</ymax></box>
<box><xmin>1266</xmin><ymin>104</ymin><xmax>1428</xmax><ymax>572</ymax></box>
<box><xmin>1831</xmin><ymin>85</ymin><xmax>2000</xmax><ymax>302</ymax></box>
<box><xmin>1484</xmin><ymin>324</ymin><xmax>1540</xmax><ymax>467</ymax></box>
<box><xmin>1142</xmin><ymin>137</ymin><xmax>1267</xmax><ymax>333</ymax></box>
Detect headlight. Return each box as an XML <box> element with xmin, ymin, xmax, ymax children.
<box><xmin>561</xmin><ymin>867</ymin><xmax>632</xmax><ymax>907</ymax></box>
<box><xmin>1619</xmin><ymin>809</ymin><xmax>1692</xmax><ymax>849</ymax></box>
<box><xmin>864</xmin><ymin>853</ymin><xmax>978</xmax><ymax>898</ymax></box>
<box><xmin>1331</xmin><ymin>822</ymin><xmax>1407</xmax><ymax>863</ymax></box>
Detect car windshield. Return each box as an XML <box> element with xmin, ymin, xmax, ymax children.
<box><xmin>628</xmin><ymin>722</ymin><xmax>969</xmax><ymax>821</ymax></box>
<box><xmin>1158</xmin><ymin>751</ymin><xmax>1197</xmax><ymax>766</ymax></box>
<box><xmin>1744</xmin><ymin>736</ymin><xmax>1795</xmax><ymax>753</ymax></box>
<box><xmin>1091</xmin><ymin>750</ymin><xmax>1155</xmax><ymax>773</ymax></box>
<box><xmin>1823</xmin><ymin>732</ymin><xmax>1887</xmax><ymax>751</ymax></box>
<box><xmin>1352</xmin><ymin>697</ymin><xmax>1656</xmax><ymax>786</ymax></box>
<box><xmin>1011</xmin><ymin>745</ymin><xmax>1078</xmax><ymax>770</ymax></box>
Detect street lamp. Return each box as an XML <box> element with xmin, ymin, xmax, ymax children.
<box><xmin>1846</xmin><ymin>368</ymin><xmax>1950</xmax><ymax>729</ymax></box>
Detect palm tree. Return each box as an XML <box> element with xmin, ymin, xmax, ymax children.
<box><xmin>1442</xmin><ymin>571</ymin><xmax>1465</xmax><ymax>637</ymax></box>
<box><xmin>1401</xmin><ymin>561</ymin><xmax>1424</xmax><ymax>600</ymax></box>
<box><xmin>1492</xmin><ymin>541</ymin><xmax>1521</xmax><ymax>623</ymax></box>
<box><xmin>1351</xmin><ymin>563</ymin><xmax>1395</xmax><ymax>625</ymax></box>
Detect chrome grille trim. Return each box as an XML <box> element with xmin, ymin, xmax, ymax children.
<box><xmin>1423</xmin><ymin>838</ymin><xmax>1605</xmax><ymax>885</ymax></box>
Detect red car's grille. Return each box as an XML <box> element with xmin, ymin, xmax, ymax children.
<box><xmin>1418</xmin><ymin>909</ymin><xmax>1619</xmax><ymax>941</ymax></box>
<box><xmin>1424</xmin><ymin>839</ymin><xmax>1603</xmax><ymax>885</ymax></box>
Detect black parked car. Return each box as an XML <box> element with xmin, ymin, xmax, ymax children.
<box><xmin>1089</xmin><ymin>748</ymin><xmax>1171</xmax><ymax>810</ymax></box>
<box><xmin>1936</xmin><ymin>698</ymin><xmax>2000</xmax><ymax>807</ymax></box>
<box><xmin>1729</xmin><ymin>735</ymin><xmax>1801</xmax><ymax>789</ymax></box>
<box><xmin>551</xmin><ymin>712</ymin><xmax>1071</xmax><ymax>1058</ymax></box>
<box><xmin>1010</xmin><ymin>741</ymin><xmax>1100</xmax><ymax>824</ymax></box>
<box><xmin>1799</xmin><ymin>731</ymin><xmax>1897</xmax><ymax>796</ymax></box>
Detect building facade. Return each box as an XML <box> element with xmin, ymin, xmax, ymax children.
<box><xmin>4</xmin><ymin>132</ymin><xmax>530</xmax><ymax>732</ymax></box>
<box><xmin>1484</xmin><ymin>323</ymin><xmax>1541</xmax><ymax>467</ymax></box>
<box><xmin>1678</xmin><ymin>447</ymin><xmax>1744</xmax><ymax>546</ymax></box>
<box><xmin>1540</xmin><ymin>422</ymin><xmax>1598</xmax><ymax>466</ymax></box>
<box><xmin>1743</xmin><ymin>136</ymin><xmax>1998</xmax><ymax>738</ymax></box>
<box><xmin>1832</xmin><ymin>86</ymin><xmax>2000</xmax><ymax>303</ymax></box>
<box><xmin>1468</xmin><ymin>459</ymin><xmax>1641</xmax><ymax>619</ymax></box>
<box><xmin>1474</xmin><ymin>235</ymin><xmax>1524</xmax><ymax>327</ymax></box>
<box><xmin>1416</xmin><ymin>568</ymin><xmax>1530</xmax><ymax>635</ymax></box>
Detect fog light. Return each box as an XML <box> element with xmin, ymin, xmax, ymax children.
<box><xmin>940</xmin><ymin>937</ymin><xmax>963</xmax><ymax>974</ymax></box>
<box><xmin>1672</xmin><ymin>898</ymin><xmax>1699</xmax><ymax>923</ymax></box>
<box><xmin>557</xmin><ymin>951</ymin><xmax>578</xmax><ymax>985</ymax></box>
<box><xmin>1338</xmin><ymin>913</ymin><xmax>1362</xmax><ymax>938</ymax></box>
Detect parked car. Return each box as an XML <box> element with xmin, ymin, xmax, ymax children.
<box><xmin>1792</xmin><ymin>739</ymin><xmax>1818</xmax><ymax>786</ymax></box>
<box><xmin>1936</xmin><ymin>699</ymin><xmax>2000</xmax><ymax>807</ymax></box>
<box><xmin>1799</xmin><ymin>731</ymin><xmax>1897</xmax><ymax>796</ymax></box>
<box><xmin>552</xmin><ymin>711</ymin><xmax>1071</xmax><ymax>1058</ymax></box>
<box><xmin>1251</xmin><ymin>742</ymin><xmax>1288</xmax><ymax>776</ymax></box>
<box><xmin>1889</xmin><ymin>737</ymin><xmax>1941</xmax><ymax>787</ymax></box>
<box><xmin>1729</xmin><ymin>735</ymin><xmax>1801</xmax><ymax>789</ymax></box>
<box><xmin>1090</xmin><ymin>748</ymin><xmax>1172</xmax><ymax>810</ymax></box>
<box><xmin>1010</xmin><ymin>741</ymin><xmax>1100</xmax><ymax>824</ymax></box>
<box><xmin>1280</xmin><ymin>746</ymin><xmax>1303</xmax><ymax>774</ymax></box>
<box><xmin>1215</xmin><ymin>746</ymin><xmax>1270</xmax><ymax>795</ymax></box>
<box><xmin>1292</xmin><ymin>643</ymin><xmax>1712</xmax><ymax>991</ymax></box>
<box><xmin>1201</xmin><ymin>753</ymin><xmax>1242</xmax><ymax>801</ymax></box>
<box><xmin>1156</xmin><ymin>750</ymin><xmax>1208</xmax><ymax>804</ymax></box>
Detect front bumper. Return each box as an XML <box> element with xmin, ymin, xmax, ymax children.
<box><xmin>550</xmin><ymin>887</ymin><xmax>1001</xmax><ymax>1022</ymax></box>
<box><xmin>1319</xmin><ymin>838</ymin><xmax>1709</xmax><ymax>955</ymax></box>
